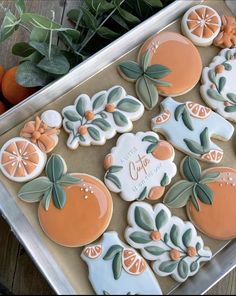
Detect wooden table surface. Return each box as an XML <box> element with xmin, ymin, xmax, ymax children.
<box><xmin>0</xmin><ymin>0</ymin><xmax>235</xmax><ymax>295</ymax></box>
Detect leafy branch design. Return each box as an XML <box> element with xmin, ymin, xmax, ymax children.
<box><xmin>184</xmin><ymin>127</ymin><xmax>210</xmax><ymax>156</ymax></box>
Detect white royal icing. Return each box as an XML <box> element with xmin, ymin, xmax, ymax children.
<box><xmin>41</xmin><ymin>110</ymin><xmax>62</xmax><ymax>128</ymax></box>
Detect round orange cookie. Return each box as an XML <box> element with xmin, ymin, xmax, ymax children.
<box><xmin>138</xmin><ymin>32</ymin><xmax>202</xmax><ymax>97</ymax></box>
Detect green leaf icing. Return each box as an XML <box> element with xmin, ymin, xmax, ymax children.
<box><xmin>190</xmin><ymin>261</ymin><xmax>198</xmax><ymax>272</ymax></box>
<box><xmin>170</xmin><ymin>224</ymin><xmax>180</xmax><ymax>247</ymax></box>
<box><xmin>226</xmin><ymin>93</ymin><xmax>236</xmax><ymax>103</ymax></box>
<box><xmin>195</xmin><ymin>183</ymin><xmax>213</xmax><ymax>205</ymax></box>
<box><xmin>76</xmin><ymin>96</ymin><xmax>86</xmax><ymax>116</ymax></box>
<box><xmin>129</xmin><ymin>231</ymin><xmax>152</xmax><ymax>244</ymax></box>
<box><xmin>184</xmin><ymin>139</ymin><xmax>204</xmax><ymax>155</ymax></box>
<box><xmin>159</xmin><ymin>261</ymin><xmax>178</xmax><ymax>273</ymax></box>
<box><xmin>52</xmin><ymin>183</ymin><xmax>67</xmax><ymax>209</ymax></box>
<box><xmin>208</xmin><ymin>70</ymin><xmax>216</xmax><ymax>84</ymax></box>
<box><xmin>182</xmin><ymin>229</ymin><xmax>192</xmax><ymax>248</ymax></box>
<box><xmin>92</xmin><ymin>118</ymin><xmax>111</xmax><ymax>131</ymax></box>
<box><xmin>106</xmin><ymin>173</ymin><xmax>122</xmax><ymax>189</ymax></box>
<box><xmin>144</xmin><ymin>246</ymin><xmax>166</xmax><ymax>256</ymax></box>
<box><xmin>137</xmin><ymin>186</ymin><xmax>147</xmax><ymax>201</ymax></box>
<box><xmin>174</xmin><ymin>104</ymin><xmax>193</xmax><ymax>131</ymax></box>
<box><xmin>207</xmin><ymin>89</ymin><xmax>226</xmax><ymax>102</ymax></box>
<box><xmin>178</xmin><ymin>260</ymin><xmax>188</xmax><ymax>279</ymax></box>
<box><xmin>200</xmin><ymin>172</ymin><xmax>220</xmax><ymax>184</ymax></box>
<box><xmin>93</xmin><ymin>93</ymin><xmax>106</xmax><ymax>110</ymax></box>
<box><xmin>117</xmin><ymin>99</ymin><xmax>141</xmax><ymax>112</ymax></box>
<box><xmin>182</xmin><ymin>156</ymin><xmax>201</xmax><ymax>182</ymax></box>
<box><xmin>113</xmin><ymin>252</ymin><xmax>123</xmax><ymax>280</ymax></box>
<box><xmin>225</xmin><ymin>105</ymin><xmax>236</xmax><ymax>112</ymax></box>
<box><xmin>88</xmin><ymin>126</ymin><xmax>101</xmax><ymax>141</ymax></box>
<box><xmin>155</xmin><ymin>209</ymin><xmax>168</xmax><ymax>230</ymax></box>
<box><xmin>145</xmin><ymin>64</ymin><xmax>171</xmax><ymax>79</ymax></box>
<box><xmin>113</xmin><ymin>111</ymin><xmax>129</xmax><ymax>126</ymax></box>
<box><xmin>108</xmin><ymin>166</ymin><xmax>123</xmax><ymax>173</ymax></box>
<box><xmin>200</xmin><ymin>128</ymin><xmax>210</xmax><ymax>151</ymax></box>
<box><xmin>46</xmin><ymin>155</ymin><xmax>65</xmax><ymax>182</ymax></box>
<box><xmin>136</xmin><ymin>76</ymin><xmax>159</xmax><ymax>110</ymax></box>
<box><xmin>141</xmin><ymin>49</ymin><xmax>152</xmax><ymax>72</ymax></box>
<box><xmin>142</xmin><ymin>135</ymin><xmax>158</xmax><ymax>143</ymax></box>
<box><xmin>65</xmin><ymin>121</ymin><xmax>74</xmax><ymax>131</ymax></box>
<box><xmin>146</xmin><ymin>143</ymin><xmax>157</xmax><ymax>154</ymax></box>
<box><xmin>63</xmin><ymin>110</ymin><xmax>81</xmax><ymax>122</ymax></box>
<box><xmin>219</xmin><ymin>77</ymin><xmax>226</xmax><ymax>93</ymax></box>
<box><xmin>192</xmin><ymin>185</ymin><xmax>200</xmax><ymax>212</ymax></box>
<box><xmin>59</xmin><ymin>174</ymin><xmax>81</xmax><ymax>186</ymax></box>
<box><xmin>108</xmin><ymin>86</ymin><xmax>123</xmax><ymax>103</ymax></box>
<box><xmin>135</xmin><ymin>206</ymin><xmax>154</xmax><ymax>231</ymax></box>
<box><xmin>103</xmin><ymin>245</ymin><xmax>123</xmax><ymax>260</ymax></box>
<box><xmin>160</xmin><ymin>173</ymin><xmax>169</xmax><ymax>187</ymax></box>
<box><xmin>42</xmin><ymin>188</ymin><xmax>53</xmax><ymax>211</ymax></box>
<box><xmin>118</xmin><ymin>61</ymin><xmax>143</xmax><ymax>81</ymax></box>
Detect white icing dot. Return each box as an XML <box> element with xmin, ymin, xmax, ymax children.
<box><xmin>89</xmin><ymin>186</ymin><xmax>92</xmax><ymax>189</ymax></box>
<box><xmin>233</xmin><ymin>184</ymin><xmax>236</xmax><ymax>187</ymax></box>
<box><xmin>85</xmin><ymin>188</ymin><xmax>89</xmax><ymax>192</ymax></box>
<box><xmin>229</xmin><ymin>178</ymin><xmax>233</xmax><ymax>181</ymax></box>
<box><xmin>80</xmin><ymin>188</ymin><xmax>84</xmax><ymax>191</ymax></box>
<box><xmin>91</xmin><ymin>191</ymin><xmax>94</xmax><ymax>194</ymax></box>
<box><xmin>220</xmin><ymin>183</ymin><xmax>223</xmax><ymax>187</ymax></box>
<box><xmin>84</xmin><ymin>195</ymin><xmax>88</xmax><ymax>199</ymax></box>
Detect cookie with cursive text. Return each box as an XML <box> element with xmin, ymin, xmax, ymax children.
<box><xmin>104</xmin><ymin>132</ymin><xmax>177</xmax><ymax>202</ymax></box>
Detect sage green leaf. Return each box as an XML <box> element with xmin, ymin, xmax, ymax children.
<box><xmin>88</xmin><ymin>127</ymin><xmax>101</xmax><ymax>141</ymax></box>
<box><xmin>178</xmin><ymin>260</ymin><xmax>188</xmax><ymax>279</ymax></box>
<box><xmin>226</xmin><ymin>50</ymin><xmax>232</xmax><ymax>60</ymax></box>
<box><xmin>200</xmin><ymin>128</ymin><xmax>210</xmax><ymax>151</ymax></box>
<box><xmin>97</xmin><ymin>26</ymin><xmax>120</xmax><ymax>40</ymax></box>
<box><xmin>174</xmin><ymin>104</ymin><xmax>185</xmax><ymax>121</ymax></box>
<box><xmin>155</xmin><ymin>209</ymin><xmax>168</xmax><ymax>230</ymax></box>
<box><xmin>144</xmin><ymin>246</ymin><xmax>166</xmax><ymax>256</ymax></box>
<box><xmin>80</xmin><ymin>7</ymin><xmax>98</xmax><ymax>30</ymax></box>
<box><xmin>100</xmin><ymin>112</ymin><xmax>108</xmax><ymax>119</ymax></box>
<box><xmin>103</xmin><ymin>245</ymin><xmax>123</xmax><ymax>260</ymax></box>
<box><xmin>141</xmin><ymin>49</ymin><xmax>152</xmax><ymax>71</ymax></box>
<box><xmin>226</xmin><ymin>93</ymin><xmax>236</xmax><ymax>103</ymax></box>
<box><xmin>170</xmin><ymin>224</ymin><xmax>180</xmax><ymax>247</ymax></box>
<box><xmin>219</xmin><ymin>77</ymin><xmax>226</xmax><ymax>93</ymax></box>
<box><xmin>207</xmin><ymin>89</ymin><xmax>226</xmax><ymax>102</ymax></box>
<box><xmin>79</xmin><ymin>135</ymin><xmax>85</xmax><ymax>142</ymax></box>
<box><xmin>113</xmin><ymin>111</ymin><xmax>128</xmax><ymax>127</ymax></box>
<box><xmin>18</xmin><ymin>177</ymin><xmax>52</xmax><ymax>202</ymax></box>
<box><xmin>163</xmin><ymin>181</ymin><xmax>194</xmax><ymax>208</ymax></box>
<box><xmin>93</xmin><ymin>93</ymin><xmax>106</xmax><ymax>110</ymax></box>
<box><xmin>146</xmin><ymin>143</ymin><xmax>157</xmax><ymax>154</ymax></box>
<box><xmin>111</xmin><ymin>13</ymin><xmax>129</xmax><ymax>30</ymax></box>
<box><xmin>118</xmin><ymin>61</ymin><xmax>143</xmax><ymax>81</ymax></box>
<box><xmin>108</xmin><ymin>86</ymin><xmax>123</xmax><ymax>103</ymax></box>
<box><xmin>182</xmin><ymin>109</ymin><xmax>194</xmax><ymax>131</ymax></box>
<box><xmin>134</xmin><ymin>206</ymin><xmax>154</xmax><ymax>231</ymax></box>
<box><xmin>59</xmin><ymin>174</ymin><xmax>81</xmax><ymax>186</ymax></box>
<box><xmin>20</xmin><ymin>51</ymin><xmax>42</xmax><ymax>64</ymax></box>
<box><xmin>160</xmin><ymin>173</ymin><xmax>169</xmax><ymax>187</ymax></box>
<box><xmin>208</xmin><ymin>70</ymin><xmax>216</xmax><ymax>84</ymax></box>
<box><xmin>182</xmin><ymin>229</ymin><xmax>192</xmax><ymax>248</ymax></box>
<box><xmin>136</xmin><ymin>76</ymin><xmax>159</xmax><ymax>110</ymax></box>
<box><xmin>225</xmin><ymin>105</ymin><xmax>236</xmax><ymax>112</ymax></box>
<box><xmin>182</xmin><ymin>156</ymin><xmax>201</xmax><ymax>182</ymax></box>
<box><xmin>192</xmin><ymin>185</ymin><xmax>200</xmax><ymax>212</ymax></box>
<box><xmin>67</xmin><ymin>9</ymin><xmax>80</xmax><ymax>23</ymax></box>
<box><xmin>12</xmin><ymin>42</ymin><xmax>35</xmax><ymax>57</ymax></box>
<box><xmin>0</xmin><ymin>10</ymin><xmax>19</xmax><ymax>42</ymax></box>
<box><xmin>144</xmin><ymin>0</ymin><xmax>163</xmax><ymax>7</ymax></box>
<box><xmin>106</xmin><ymin>173</ymin><xmax>122</xmax><ymax>189</ymax></box>
<box><xmin>223</xmin><ymin>62</ymin><xmax>232</xmax><ymax>71</ymax></box>
<box><xmin>117</xmin><ymin>6</ymin><xmax>140</xmax><ymax>24</ymax></box>
<box><xmin>196</xmin><ymin>242</ymin><xmax>201</xmax><ymax>251</ymax></box>
<box><xmin>129</xmin><ymin>231</ymin><xmax>152</xmax><ymax>244</ymax></box>
<box><xmin>108</xmin><ymin>166</ymin><xmax>123</xmax><ymax>173</ymax></box>
<box><xmin>195</xmin><ymin>184</ymin><xmax>213</xmax><ymax>205</ymax></box>
<box><xmin>37</xmin><ymin>54</ymin><xmax>70</xmax><ymax>75</ymax></box>
<box><xmin>41</xmin><ymin>187</ymin><xmax>52</xmax><ymax>211</ymax></box>
<box><xmin>92</xmin><ymin>118</ymin><xmax>111</xmax><ymax>131</ymax></box>
<box><xmin>145</xmin><ymin>64</ymin><xmax>171</xmax><ymax>79</ymax></box>
<box><xmin>142</xmin><ymin>136</ymin><xmax>158</xmax><ymax>143</ymax></box>
<box><xmin>117</xmin><ymin>99</ymin><xmax>141</xmax><ymax>112</ymax></box>
<box><xmin>164</xmin><ymin>233</ymin><xmax>169</xmax><ymax>243</ymax></box>
<box><xmin>15</xmin><ymin>0</ymin><xmax>26</xmax><ymax>15</ymax></box>
<box><xmin>137</xmin><ymin>186</ymin><xmax>147</xmax><ymax>201</ymax></box>
<box><xmin>21</xmin><ymin>13</ymin><xmax>61</xmax><ymax>30</ymax></box>
<box><xmin>113</xmin><ymin>252</ymin><xmax>122</xmax><ymax>280</ymax></box>
<box><xmin>200</xmin><ymin>172</ymin><xmax>220</xmax><ymax>184</ymax></box>
<box><xmin>46</xmin><ymin>154</ymin><xmax>65</xmax><ymax>182</ymax></box>
<box><xmin>159</xmin><ymin>261</ymin><xmax>178</xmax><ymax>273</ymax></box>
<box><xmin>30</xmin><ymin>27</ymin><xmax>50</xmax><ymax>42</ymax></box>
<box><xmin>190</xmin><ymin>261</ymin><xmax>198</xmax><ymax>272</ymax></box>
<box><xmin>52</xmin><ymin>184</ymin><xmax>67</xmax><ymax>209</ymax></box>
<box><xmin>183</xmin><ymin>139</ymin><xmax>204</xmax><ymax>155</ymax></box>
<box><xmin>63</xmin><ymin>110</ymin><xmax>81</xmax><ymax>122</ymax></box>
<box><xmin>145</xmin><ymin>76</ymin><xmax>172</xmax><ymax>87</ymax></box>
<box><xmin>65</xmin><ymin>121</ymin><xmax>74</xmax><ymax>131</ymax></box>
<box><xmin>76</xmin><ymin>96</ymin><xmax>87</xmax><ymax>116</ymax></box>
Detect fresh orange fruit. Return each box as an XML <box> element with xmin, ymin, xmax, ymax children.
<box><xmin>152</xmin><ymin>140</ymin><xmax>174</xmax><ymax>160</ymax></box>
<box><xmin>1</xmin><ymin>66</ymin><xmax>36</xmax><ymax>105</ymax></box>
<box><xmin>0</xmin><ymin>65</ymin><xmax>5</xmax><ymax>90</ymax></box>
<box><xmin>83</xmin><ymin>244</ymin><xmax>103</xmax><ymax>259</ymax></box>
<box><xmin>0</xmin><ymin>101</ymin><xmax>7</xmax><ymax>115</ymax></box>
<box><xmin>186</xmin><ymin>102</ymin><xmax>211</xmax><ymax>119</ymax></box>
<box><xmin>122</xmin><ymin>249</ymin><xmax>146</xmax><ymax>275</ymax></box>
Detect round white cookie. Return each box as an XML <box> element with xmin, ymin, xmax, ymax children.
<box><xmin>41</xmin><ymin>110</ymin><xmax>62</xmax><ymax>128</ymax></box>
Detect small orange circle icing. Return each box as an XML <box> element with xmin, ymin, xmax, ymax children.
<box><xmin>38</xmin><ymin>174</ymin><xmax>113</xmax><ymax>247</ymax></box>
<box><xmin>105</xmin><ymin>103</ymin><xmax>115</xmax><ymax>113</ymax></box>
<box><xmin>139</xmin><ymin>32</ymin><xmax>202</xmax><ymax>96</ymax></box>
<box><xmin>187</xmin><ymin>246</ymin><xmax>197</xmax><ymax>257</ymax></box>
<box><xmin>187</xmin><ymin>167</ymin><xmax>236</xmax><ymax>240</ymax></box>
<box><xmin>152</xmin><ymin>140</ymin><xmax>174</xmax><ymax>161</ymax></box>
<box><xmin>169</xmin><ymin>249</ymin><xmax>181</xmax><ymax>261</ymax></box>
<box><xmin>150</xmin><ymin>231</ymin><xmax>161</xmax><ymax>241</ymax></box>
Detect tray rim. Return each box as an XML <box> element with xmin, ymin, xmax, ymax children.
<box><xmin>0</xmin><ymin>0</ymin><xmax>235</xmax><ymax>295</ymax></box>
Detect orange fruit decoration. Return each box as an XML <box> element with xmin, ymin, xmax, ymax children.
<box><xmin>1</xmin><ymin>66</ymin><xmax>36</xmax><ymax>105</ymax></box>
<box><xmin>83</xmin><ymin>244</ymin><xmax>103</xmax><ymax>259</ymax></box>
<box><xmin>0</xmin><ymin>101</ymin><xmax>7</xmax><ymax>115</ymax></box>
<box><xmin>152</xmin><ymin>140</ymin><xmax>174</xmax><ymax>161</ymax></box>
<box><xmin>122</xmin><ymin>249</ymin><xmax>146</xmax><ymax>275</ymax></box>
<box><xmin>186</xmin><ymin>102</ymin><xmax>211</xmax><ymax>119</ymax></box>
<box><xmin>18</xmin><ymin>155</ymin><xmax>113</xmax><ymax>247</ymax></box>
<box><xmin>0</xmin><ymin>65</ymin><xmax>5</xmax><ymax>89</ymax></box>
<box><xmin>154</xmin><ymin>109</ymin><xmax>171</xmax><ymax>125</ymax></box>
<box><xmin>201</xmin><ymin>150</ymin><xmax>223</xmax><ymax>163</ymax></box>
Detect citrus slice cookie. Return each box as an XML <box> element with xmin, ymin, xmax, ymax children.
<box><xmin>18</xmin><ymin>154</ymin><xmax>113</xmax><ymax>247</ymax></box>
<box><xmin>104</xmin><ymin>132</ymin><xmax>177</xmax><ymax>202</ymax></box>
<box><xmin>125</xmin><ymin>202</ymin><xmax>212</xmax><ymax>283</ymax></box>
<box><xmin>201</xmin><ymin>48</ymin><xmax>236</xmax><ymax>122</ymax></box>
<box><xmin>164</xmin><ymin>156</ymin><xmax>236</xmax><ymax>240</ymax></box>
<box><xmin>62</xmin><ymin>85</ymin><xmax>144</xmax><ymax>150</ymax></box>
<box><xmin>81</xmin><ymin>231</ymin><xmax>162</xmax><ymax>295</ymax></box>
<box><xmin>0</xmin><ymin>137</ymin><xmax>46</xmax><ymax>182</ymax></box>
<box><xmin>214</xmin><ymin>15</ymin><xmax>236</xmax><ymax>48</ymax></box>
<box><xmin>151</xmin><ymin>97</ymin><xmax>234</xmax><ymax>163</ymax></box>
<box><xmin>181</xmin><ymin>5</ymin><xmax>221</xmax><ymax>47</ymax></box>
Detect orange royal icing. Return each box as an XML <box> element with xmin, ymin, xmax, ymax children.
<box><xmin>214</xmin><ymin>15</ymin><xmax>236</xmax><ymax>48</ymax></box>
<box><xmin>187</xmin><ymin>167</ymin><xmax>236</xmax><ymax>240</ymax></box>
<box><xmin>38</xmin><ymin>174</ymin><xmax>113</xmax><ymax>247</ymax></box>
<box><xmin>139</xmin><ymin>32</ymin><xmax>202</xmax><ymax>96</ymax></box>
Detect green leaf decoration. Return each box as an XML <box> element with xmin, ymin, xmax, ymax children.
<box><xmin>63</xmin><ymin>110</ymin><xmax>81</xmax><ymax>122</ymax></box>
<box><xmin>182</xmin><ymin>156</ymin><xmax>201</xmax><ymax>182</ymax></box>
<box><xmin>174</xmin><ymin>104</ymin><xmax>185</xmax><ymax>121</ymax></box>
<box><xmin>103</xmin><ymin>245</ymin><xmax>123</xmax><ymax>260</ymax></box>
<box><xmin>93</xmin><ymin>93</ymin><xmax>106</xmax><ymax>110</ymax></box>
<box><xmin>226</xmin><ymin>93</ymin><xmax>236</xmax><ymax>104</ymax></box>
<box><xmin>141</xmin><ymin>49</ymin><xmax>152</xmax><ymax>71</ymax></box>
<box><xmin>159</xmin><ymin>261</ymin><xmax>178</xmax><ymax>273</ymax></box>
<box><xmin>178</xmin><ymin>260</ymin><xmax>188</xmax><ymax>279</ymax></box>
<box><xmin>160</xmin><ymin>173</ymin><xmax>169</xmax><ymax>187</ymax></box>
<box><xmin>21</xmin><ymin>13</ymin><xmax>61</xmax><ymax>30</ymax></box>
<box><xmin>0</xmin><ymin>10</ymin><xmax>19</xmax><ymax>43</ymax></box>
<box><xmin>208</xmin><ymin>70</ymin><xmax>216</xmax><ymax>84</ymax></box>
<box><xmin>200</xmin><ymin>172</ymin><xmax>220</xmax><ymax>184</ymax></box>
<box><xmin>225</xmin><ymin>105</ymin><xmax>236</xmax><ymax>112</ymax></box>
<box><xmin>145</xmin><ymin>64</ymin><xmax>171</xmax><ymax>79</ymax></box>
<box><xmin>182</xmin><ymin>229</ymin><xmax>192</xmax><ymax>248</ymax></box>
<box><xmin>135</xmin><ymin>206</ymin><xmax>154</xmax><ymax>231</ymax></box>
<box><xmin>113</xmin><ymin>111</ymin><xmax>128</xmax><ymax>127</ymax></box>
<box><xmin>207</xmin><ymin>89</ymin><xmax>226</xmax><ymax>102</ymax></box>
<box><xmin>219</xmin><ymin>77</ymin><xmax>226</xmax><ymax>93</ymax></box>
<box><xmin>108</xmin><ymin>166</ymin><xmax>123</xmax><ymax>173</ymax></box>
<box><xmin>76</xmin><ymin>96</ymin><xmax>87</xmax><ymax>116</ymax></box>
<box><xmin>117</xmin><ymin>6</ymin><xmax>140</xmax><ymax>24</ymax></box>
<box><xmin>137</xmin><ymin>186</ymin><xmax>147</xmax><ymax>201</ymax></box>
<box><xmin>136</xmin><ymin>76</ymin><xmax>159</xmax><ymax>110</ymax></box>
<box><xmin>59</xmin><ymin>174</ymin><xmax>81</xmax><ymax>186</ymax></box>
<box><xmin>92</xmin><ymin>118</ymin><xmax>111</xmax><ymax>131</ymax></box>
<box><xmin>142</xmin><ymin>136</ymin><xmax>158</xmax><ymax>143</ymax></box>
<box><xmin>106</xmin><ymin>173</ymin><xmax>122</xmax><ymax>189</ymax></box>
<box><xmin>15</xmin><ymin>0</ymin><xmax>26</xmax><ymax>15</ymax></box>
<box><xmin>182</xmin><ymin>109</ymin><xmax>194</xmax><ymax>131</ymax></box>
<box><xmin>190</xmin><ymin>261</ymin><xmax>198</xmax><ymax>272</ymax></box>
<box><xmin>116</xmin><ymin>99</ymin><xmax>141</xmax><ymax>112</ymax></box>
<box><xmin>170</xmin><ymin>224</ymin><xmax>180</xmax><ymax>247</ymax></box>
<box><xmin>97</xmin><ymin>26</ymin><xmax>120</xmax><ymax>40</ymax></box>
<box><xmin>12</xmin><ymin>42</ymin><xmax>35</xmax><ymax>57</ymax></box>
<box><xmin>79</xmin><ymin>135</ymin><xmax>86</xmax><ymax>142</ymax></box>
<box><xmin>195</xmin><ymin>184</ymin><xmax>213</xmax><ymax>205</ymax></box>
<box><xmin>146</xmin><ymin>143</ymin><xmax>157</xmax><ymax>154</ymax></box>
<box><xmin>41</xmin><ymin>188</ymin><xmax>52</xmax><ymax>211</ymax></box>
<box><xmin>164</xmin><ymin>233</ymin><xmax>169</xmax><ymax>244</ymax></box>
<box><xmin>65</xmin><ymin>121</ymin><xmax>74</xmax><ymax>131</ymax></box>
<box><xmin>144</xmin><ymin>246</ymin><xmax>166</xmax><ymax>256</ymax></box>
<box><xmin>163</xmin><ymin>181</ymin><xmax>194</xmax><ymax>208</ymax></box>
<box><xmin>223</xmin><ymin>62</ymin><xmax>232</xmax><ymax>71</ymax></box>
<box><xmin>37</xmin><ymin>55</ymin><xmax>70</xmax><ymax>75</ymax></box>
<box><xmin>113</xmin><ymin>252</ymin><xmax>123</xmax><ymax>280</ymax></box>
<box><xmin>100</xmin><ymin>112</ymin><xmax>108</xmax><ymax>119</ymax></box>
<box><xmin>192</xmin><ymin>185</ymin><xmax>200</xmax><ymax>212</ymax></box>
<box><xmin>52</xmin><ymin>184</ymin><xmax>67</xmax><ymax>209</ymax></box>
<box><xmin>226</xmin><ymin>50</ymin><xmax>232</xmax><ymax>60</ymax></box>
<box><xmin>155</xmin><ymin>209</ymin><xmax>168</xmax><ymax>230</ymax></box>
<box><xmin>107</xmin><ymin>86</ymin><xmax>123</xmax><ymax>103</ymax></box>
<box><xmin>129</xmin><ymin>231</ymin><xmax>152</xmax><ymax>244</ymax></box>
<box><xmin>88</xmin><ymin>126</ymin><xmax>101</xmax><ymax>141</ymax></box>
<box><xmin>18</xmin><ymin>177</ymin><xmax>52</xmax><ymax>203</ymax></box>
<box><xmin>200</xmin><ymin>128</ymin><xmax>210</xmax><ymax>151</ymax></box>
<box><xmin>46</xmin><ymin>155</ymin><xmax>65</xmax><ymax>182</ymax></box>
<box><xmin>118</xmin><ymin>61</ymin><xmax>143</xmax><ymax>81</ymax></box>
<box><xmin>183</xmin><ymin>139</ymin><xmax>204</xmax><ymax>155</ymax></box>
<box><xmin>30</xmin><ymin>27</ymin><xmax>50</xmax><ymax>43</ymax></box>
<box><xmin>29</xmin><ymin>41</ymin><xmax>59</xmax><ymax>57</ymax></box>
<box><xmin>146</xmin><ymin>76</ymin><xmax>172</xmax><ymax>87</ymax></box>
<box><xmin>196</xmin><ymin>242</ymin><xmax>201</xmax><ymax>252</ymax></box>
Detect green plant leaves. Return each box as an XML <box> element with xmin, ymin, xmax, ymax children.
<box><xmin>15</xmin><ymin>0</ymin><xmax>26</xmax><ymax>15</ymax></box>
<box><xmin>195</xmin><ymin>183</ymin><xmax>213</xmax><ymax>205</ymax></box>
<box><xmin>103</xmin><ymin>245</ymin><xmax>123</xmax><ymax>260</ymax></box>
<box><xmin>97</xmin><ymin>26</ymin><xmax>120</xmax><ymax>39</ymax></box>
<box><xmin>144</xmin><ymin>246</ymin><xmax>166</xmax><ymax>256</ymax></box>
<box><xmin>178</xmin><ymin>260</ymin><xmax>188</xmax><ymax>279</ymax></box>
<box><xmin>134</xmin><ymin>206</ymin><xmax>154</xmax><ymax>231</ymax></box>
<box><xmin>117</xmin><ymin>99</ymin><xmax>141</xmax><ymax>112</ymax></box>
<box><xmin>88</xmin><ymin>126</ymin><xmax>101</xmax><ymax>141</ymax></box>
<box><xmin>0</xmin><ymin>9</ymin><xmax>19</xmax><ymax>42</ymax></box>
<box><xmin>182</xmin><ymin>229</ymin><xmax>192</xmax><ymax>248</ymax></box>
<box><xmin>37</xmin><ymin>55</ymin><xmax>70</xmax><ymax>75</ymax></box>
<box><xmin>182</xmin><ymin>156</ymin><xmax>201</xmax><ymax>182</ymax></box>
<box><xmin>113</xmin><ymin>111</ymin><xmax>128</xmax><ymax>126</ymax></box>
<box><xmin>129</xmin><ymin>231</ymin><xmax>152</xmax><ymax>244</ymax></box>
<box><xmin>155</xmin><ymin>209</ymin><xmax>168</xmax><ymax>230</ymax></box>
<box><xmin>108</xmin><ymin>86</ymin><xmax>123</xmax><ymax>103</ymax></box>
<box><xmin>170</xmin><ymin>224</ymin><xmax>180</xmax><ymax>247</ymax></box>
<box><xmin>136</xmin><ymin>76</ymin><xmax>159</xmax><ymax>110</ymax></box>
<box><xmin>106</xmin><ymin>172</ymin><xmax>122</xmax><ymax>189</ymax></box>
<box><xmin>12</xmin><ymin>42</ymin><xmax>35</xmax><ymax>57</ymax></box>
<box><xmin>21</xmin><ymin>13</ymin><xmax>61</xmax><ymax>30</ymax></box>
<box><xmin>118</xmin><ymin>61</ymin><xmax>143</xmax><ymax>81</ymax></box>
<box><xmin>159</xmin><ymin>261</ymin><xmax>178</xmax><ymax>273</ymax></box>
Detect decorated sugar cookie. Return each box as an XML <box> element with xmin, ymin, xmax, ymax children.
<box><xmin>164</xmin><ymin>156</ymin><xmax>236</xmax><ymax>240</ymax></box>
<box><xmin>81</xmin><ymin>232</ymin><xmax>162</xmax><ymax>295</ymax></box>
<box><xmin>20</xmin><ymin>112</ymin><xmax>61</xmax><ymax>153</ymax></box>
<box><xmin>62</xmin><ymin>86</ymin><xmax>144</xmax><ymax>150</ymax></box>
<box><xmin>104</xmin><ymin>132</ymin><xmax>176</xmax><ymax>202</ymax></box>
<box><xmin>41</xmin><ymin>110</ymin><xmax>62</xmax><ymax>128</ymax></box>
<box><xmin>151</xmin><ymin>97</ymin><xmax>234</xmax><ymax>163</ymax></box>
<box><xmin>125</xmin><ymin>202</ymin><xmax>212</xmax><ymax>282</ymax></box>
<box><xmin>201</xmin><ymin>48</ymin><xmax>236</xmax><ymax>122</ymax></box>
<box><xmin>214</xmin><ymin>15</ymin><xmax>236</xmax><ymax>48</ymax></box>
<box><xmin>18</xmin><ymin>154</ymin><xmax>113</xmax><ymax>247</ymax></box>
<box><xmin>181</xmin><ymin>5</ymin><xmax>221</xmax><ymax>47</ymax></box>
<box><xmin>0</xmin><ymin>137</ymin><xmax>46</xmax><ymax>182</ymax></box>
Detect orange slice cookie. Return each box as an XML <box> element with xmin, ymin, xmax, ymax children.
<box><xmin>0</xmin><ymin>137</ymin><xmax>46</xmax><ymax>182</ymax></box>
<box><xmin>182</xmin><ymin>5</ymin><xmax>221</xmax><ymax>47</ymax></box>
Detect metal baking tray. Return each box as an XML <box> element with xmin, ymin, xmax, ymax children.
<box><xmin>0</xmin><ymin>0</ymin><xmax>235</xmax><ymax>294</ymax></box>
